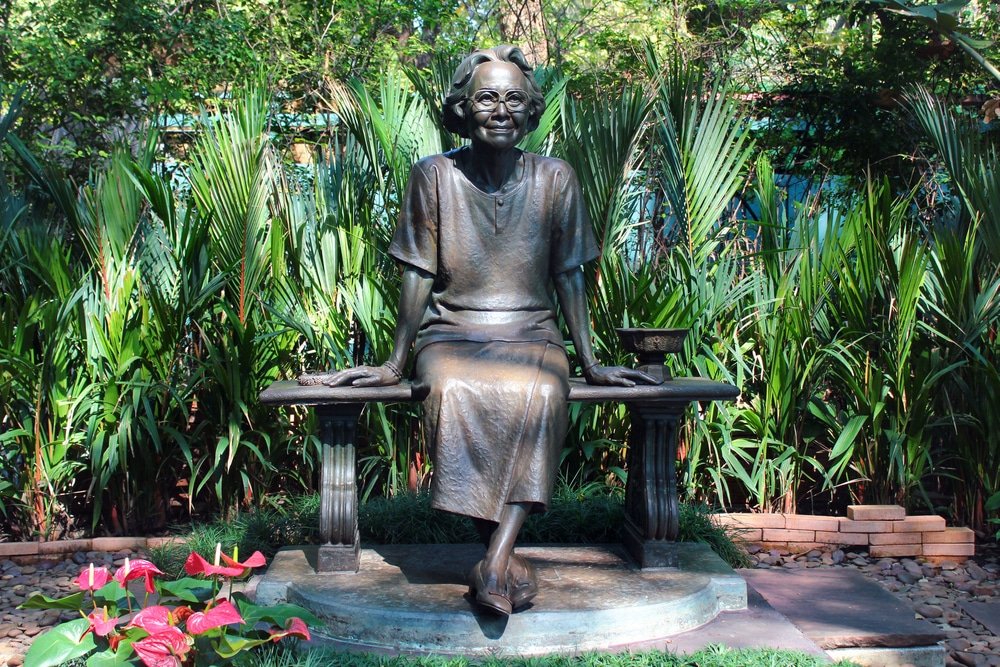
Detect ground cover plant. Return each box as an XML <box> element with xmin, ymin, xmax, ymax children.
<box><xmin>232</xmin><ymin>645</ymin><xmax>856</xmax><ymax>667</ymax></box>
<box><xmin>147</xmin><ymin>490</ymin><xmax>752</xmax><ymax>577</ymax></box>
<box><xmin>1</xmin><ymin>1</ymin><xmax>999</xmax><ymax>543</ymax></box>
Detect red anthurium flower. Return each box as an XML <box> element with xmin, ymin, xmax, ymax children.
<box><xmin>128</xmin><ymin>605</ymin><xmax>192</xmax><ymax>634</ymax></box>
<box><xmin>113</xmin><ymin>558</ymin><xmax>164</xmax><ymax>594</ymax></box>
<box><xmin>185</xmin><ymin>599</ymin><xmax>244</xmax><ymax>635</ymax></box>
<box><xmin>219</xmin><ymin>549</ymin><xmax>266</xmax><ymax>576</ymax></box>
<box><xmin>82</xmin><ymin>607</ymin><xmax>118</xmax><ymax>637</ymax></box>
<box><xmin>132</xmin><ymin>626</ymin><xmax>190</xmax><ymax>667</ymax></box>
<box><xmin>268</xmin><ymin>617</ymin><xmax>311</xmax><ymax>643</ymax></box>
<box><xmin>183</xmin><ymin>552</ymin><xmax>244</xmax><ymax>578</ymax></box>
<box><xmin>75</xmin><ymin>564</ymin><xmax>111</xmax><ymax>591</ymax></box>
<box><xmin>129</xmin><ymin>605</ymin><xmax>173</xmax><ymax>634</ymax></box>
<box><xmin>183</xmin><ymin>550</ymin><xmax>266</xmax><ymax>578</ymax></box>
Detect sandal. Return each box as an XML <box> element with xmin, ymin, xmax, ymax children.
<box><xmin>507</xmin><ymin>553</ymin><xmax>538</xmax><ymax>610</ymax></box>
<box><xmin>468</xmin><ymin>560</ymin><xmax>513</xmax><ymax>616</ymax></box>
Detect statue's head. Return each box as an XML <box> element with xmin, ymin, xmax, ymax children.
<box><xmin>442</xmin><ymin>45</ymin><xmax>546</xmax><ymax>143</ymax></box>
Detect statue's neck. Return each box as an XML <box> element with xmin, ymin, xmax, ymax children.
<box><xmin>461</xmin><ymin>145</ymin><xmax>522</xmax><ymax>194</ymax></box>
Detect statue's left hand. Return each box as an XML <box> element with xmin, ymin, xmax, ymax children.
<box><xmin>298</xmin><ymin>365</ymin><xmax>401</xmax><ymax>388</ymax></box>
<box><xmin>583</xmin><ymin>365</ymin><xmax>660</xmax><ymax>387</ymax></box>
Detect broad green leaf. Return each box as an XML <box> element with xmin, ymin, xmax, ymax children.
<box><xmin>93</xmin><ymin>581</ymin><xmax>133</xmax><ymax>609</ymax></box>
<box><xmin>23</xmin><ymin>618</ymin><xmax>97</xmax><ymax>667</ymax></box>
<box><xmin>19</xmin><ymin>590</ymin><xmax>86</xmax><ymax>610</ymax></box>
<box><xmin>158</xmin><ymin>577</ymin><xmax>214</xmax><ymax>603</ymax></box>
<box><xmin>986</xmin><ymin>492</ymin><xmax>1000</xmax><ymax>512</ymax></box>
<box><xmin>235</xmin><ymin>598</ymin><xmax>322</xmax><ymax>627</ymax></box>
<box><xmin>214</xmin><ymin>633</ymin><xmax>272</xmax><ymax>659</ymax></box>
<box><xmin>86</xmin><ymin>641</ymin><xmax>134</xmax><ymax>667</ymax></box>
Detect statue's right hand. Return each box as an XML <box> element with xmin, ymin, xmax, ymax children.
<box><xmin>324</xmin><ymin>365</ymin><xmax>401</xmax><ymax>387</ymax></box>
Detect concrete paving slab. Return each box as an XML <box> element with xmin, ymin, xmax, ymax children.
<box><xmin>653</xmin><ymin>586</ymin><xmax>828</xmax><ymax>657</ymax></box>
<box><xmin>258</xmin><ymin>543</ymin><xmax>746</xmax><ymax>656</ymax></box>
<box><xmin>741</xmin><ymin>568</ymin><xmax>946</xmax><ymax>650</ymax></box>
<box><xmin>959</xmin><ymin>601</ymin><xmax>1000</xmax><ymax>636</ymax></box>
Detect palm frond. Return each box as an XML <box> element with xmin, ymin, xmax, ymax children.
<box><xmin>652</xmin><ymin>58</ymin><xmax>754</xmax><ymax>265</ymax></box>
<box><xmin>560</xmin><ymin>86</ymin><xmax>652</xmax><ymax>255</ymax></box>
<box><xmin>519</xmin><ymin>75</ymin><xmax>567</xmax><ymax>156</ymax></box>
<box><xmin>189</xmin><ymin>85</ymin><xmax>275</xmax><ymax>325</ymax></box>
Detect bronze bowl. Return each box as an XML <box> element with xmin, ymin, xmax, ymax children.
<box><xmin>615</xmin><ymin>327</ymin><xmax>689</xmax><ymax>381</ymax></box>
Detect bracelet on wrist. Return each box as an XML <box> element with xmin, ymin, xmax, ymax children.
<box><xmin>383</xmin><ymin>361</ymin><xmax>403</xmax><ymax>379</ymax></box>
<box><xmin>582</xmin><ymin>360</ymin><xmax>600</xmax><ymax>374</ymax></box>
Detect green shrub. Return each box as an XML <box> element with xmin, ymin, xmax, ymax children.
<box><xmin>150</xmin><ymin>490</ymin><xmax>751</xmax><ymax>570</ymax></box>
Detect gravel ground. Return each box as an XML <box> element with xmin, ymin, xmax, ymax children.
<box><xmin>0</xmin><ymin>543</ymin><xmax>998</xmax><ymax>666</ymax></box>
<box><xmin>749</xmin><ymin>542</ymin><xmax>1000</xmax><ymax>666</ymax></box>
<box><xmin>0</xmin><ymin>548</ymin><xmax>143</xmax><ymax>666</ymax></box>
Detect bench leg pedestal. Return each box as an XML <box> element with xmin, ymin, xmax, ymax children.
<box><xmin>317</xmin><ymin>404</ymin><xmax>363</xmax><ymax>573</ymax></box>
<box><xmin>313</xmin><ymin>400</ymin><xmax>690</xmax><ymax>572</ymax></box>
<box><xmin>623</xmin><ymin>403</ymin><xmax>684</xmax><ymax>568</ymax></box>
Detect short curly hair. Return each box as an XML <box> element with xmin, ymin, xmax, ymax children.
<box><xmin>442</xmin><ymin>45</ymin><xmax>546</xmax><ymax>138</ymax></box>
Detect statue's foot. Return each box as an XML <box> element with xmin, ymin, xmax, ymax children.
<box><xmin>507</xmin><ymin>553</ymin><xmax>538</xmax><ymax>611</ymax></box>
<box><xmin>468</xmin><ymin>560</ymin><xmax>512</xmax><ymax>617</ymax></box>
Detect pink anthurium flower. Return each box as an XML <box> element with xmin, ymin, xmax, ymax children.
<box><xmin>219</xmin><ymin>549</ymin><xmax>266</xmax><ymax>575</ymax></box>
<box><xmin>83</xmin><ymin>607</ymin><xmax>118</xmax><ymax>637</ymax></box>
<box><xmin>268</xmin><ymin>616</ymin><xmax>311</xmax><ymax>643</ymax></box>
<box><xmin>75</xmin><ymin>564</ymin><xmax>111</xmax><ymax>591</ymax></box>
<box><xmin>185</xmin><ymin>599</ymin><xmax>244</xmax><ymax>635</ymax></box>
<box><xmin>184</xmin><ymin>549</ymin><xmax>266</xmax><ymax>578</ymax></box>
<box><xmin>183</xmin><ymin>551</ymin><xmax>244</xmax><ymax>577</ymax></box>
<box><xmin>132</xmin><ymin>626</ymin><xmax>190</xmax><ymax>667</ymax></box>
<box><xmin>128</xmin><ymin>605</ymin><xmax>192</xmax><ymax>634</ymax></box>
<box><xmin>113</xmin><ymin>558</ymin><xmax>164</xmax><ymax>594</ymax></box>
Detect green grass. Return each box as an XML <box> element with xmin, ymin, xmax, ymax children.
<box><xmin>148</xmin><ymin>488</ymin><xmax>751</xmax><ymax>575</ymax></box>
<box><xmin>237</xmin><ymin>645</ymin><xmax>854</xmax><ymax>667</ymax></box>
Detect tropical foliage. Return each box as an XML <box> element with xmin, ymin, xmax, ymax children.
<box><xmin>1</xmin><ymin>2</ymin><xmax>999</xmax><ymax>540</ymax></box>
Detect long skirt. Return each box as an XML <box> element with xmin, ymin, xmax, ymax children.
<box><xmin>414</xmin><ymin>340</ymin><xmax>570</xmax><ymax>523</ymax></box>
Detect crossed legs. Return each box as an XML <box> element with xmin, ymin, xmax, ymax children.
<box><xmin>470</xmin><ymin>503</ymin><xmax>538</xmax><ymax>615</ymax></box>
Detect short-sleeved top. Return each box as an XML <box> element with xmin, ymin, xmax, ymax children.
<box><xmin>389</xmin><ymin>148</ymin><xmax>600</xmax><ymax>354</ymax></box>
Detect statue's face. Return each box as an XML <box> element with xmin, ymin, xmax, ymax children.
<box><xmin>465</xmin><ymin>61</ymin><xmax>530</xmax><ymax>151</ymax></box>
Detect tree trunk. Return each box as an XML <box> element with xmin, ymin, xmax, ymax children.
<box><xmin>497</xmin><ymin>0</ymin><xmax>549</xmax><ymax>67</ymax></box>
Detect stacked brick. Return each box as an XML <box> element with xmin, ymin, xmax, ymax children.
<box><xmin>712</xmin><ymin>505</ymin><xmax>975</xmax><ymax>561</ymax></box>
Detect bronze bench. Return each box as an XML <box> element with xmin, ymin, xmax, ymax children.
<box><xmin>260</xmin><ymin>377</ymin><xmax>738</xmax><ymax>572</ymax></box>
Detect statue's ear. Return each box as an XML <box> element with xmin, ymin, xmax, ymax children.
<box><xmin>525</xmin><ymin>110</ymin><xmax>541</xmax><ymax>133</ymax></box>
<box><xmin>443</xmin><ymin>101</ymin><xmax>470</xmax><ymax>137</ymax></box>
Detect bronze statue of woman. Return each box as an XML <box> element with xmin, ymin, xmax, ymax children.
<box><xmin>314</xmin><ymin>45</ymin><xmax>657</xmax><ymax>615</ymax></box>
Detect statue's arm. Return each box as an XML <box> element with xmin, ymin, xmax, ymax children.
<box><xmin>299</xmin><ymin>265</ymin><xmax>433</xmax><ymax>387</ymax></box>
<box><xmin>386</xmin><ymin>264</ymin><xmax>434</xmax><ymax>372</ymax></box>
<box><xmin>553</xmin><ymin>268</ymin><xmax>659</xmax><ymax>387</ymax></box>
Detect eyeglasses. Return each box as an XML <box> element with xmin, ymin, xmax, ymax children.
<box><xmin>469</xmin><ymin>89</ymin><xmax>530</xmax><ymax>113</ymax></box>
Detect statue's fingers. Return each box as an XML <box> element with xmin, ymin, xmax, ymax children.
<box><xmin>322</xmin><ymin>369</ymin><xmax>365</xmax><ymax>387</ymax></box>
<box><xmin>625</xmin><ymin>369</ymin><xmax>661</xmax><ymax>385</ymax></box>
<box><xmin>352</xmin><ymin>374</ymin><xmax>383</xmax><ymax>387</ymax></box>
<box><xmin>607</xmin><ymin>370</ymin><xmax>637</xmax><ymax>387</ymax></box>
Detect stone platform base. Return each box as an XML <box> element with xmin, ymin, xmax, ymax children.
<box><xmin>256</xmin><ymin>543</ymin><xmax>746</xmax><ymax>656</ymax></box>
<box><xmin>826</xmin><ymin>646</ymin><xmax>947</xmax><ymax>667</ymax></box>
